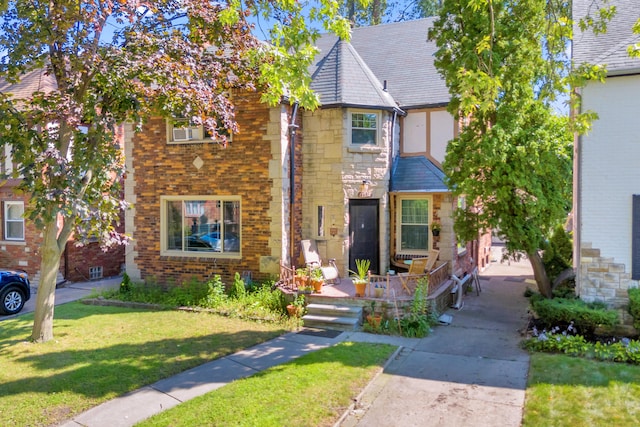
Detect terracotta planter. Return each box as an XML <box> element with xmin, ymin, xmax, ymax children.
<box><xmin>287</xmin><ymin>304</ymin><xmax>302</xmax><ymax>317</ymax></box>
<box><xmin>354</xmin><ymin>280</ymin><xmax>367</xmax><ymax>297</ymax></box>
<box><xmin>311</xmin><ymin>278</ymin><xmax>324</xmax><ymax>293</ymax></box>
<box><xmin>366</xmin><ymin>315</ymin><xmax>382</xmax><ymax>328</ymax></box>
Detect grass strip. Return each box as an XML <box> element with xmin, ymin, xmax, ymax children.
<box><xmin>524</xmin><ymin>353</ymin><xmax>640</xmax><ymax>427</ymax></box>
<box><xmin>139</xmin><ymin>342</ymin><xmax>396</xmax><ymax>427</ymax></box>
<box><xmin>0</xmin><ymin>302</ymin><xmax>286</xmax><ymax>426</ymax></box>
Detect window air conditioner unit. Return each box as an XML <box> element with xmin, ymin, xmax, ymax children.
<box><xmin>173</xmin><ymin>127</ymin><xmax>193</xmax><ymax>141</ymax></box>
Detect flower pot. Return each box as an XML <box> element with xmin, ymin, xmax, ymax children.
<box><xmin>354</xmin><ymin>280</ymin><xmax>367</xmax><ymax>297</ymax></box>
<box><xmin>287</xmin><ymin>304</ymin><xmax>302</xmax><ymax>317</ymax></box>
<box><xmin>432</xmin><ymin>229</ymin><xmax>440</xmax><ymax>237</ymax></box>
<box><xmin>374</xmin><ymin>287</ymin><xmax>384</xmax><ymax>298</ymax></box>
<box><xmin>366</xmin><ymin>315</ymin><xmax>382</xmax><ymax>328</ymax></box>
<box><xmin>311</xmin><ymin>278</ymin><xmax>324</xmax><ymax>293</ymax></box>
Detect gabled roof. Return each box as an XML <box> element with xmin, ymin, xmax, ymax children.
<box><xmin>573</xmin><ymin>0</ymin><xmax>640</xmax><ymax>76</ymax></box>
<box><xmin>310</xmin><ymin>39</ymin><xmax>399</xmax><ymax>110</ymax></box>
<box><xmin>0</xmin><ymin>68</ymin><xmax>57</xmax><ymax>98</ymax></box>
<box><xmin>390</xmin><ymin>156</ymin><xmax>448</xmax><ymax>193</ymax></box>
<box><xmin>311</xmin><ymin>18</ymin><xmax>449</xmax><ymax>110</ymax></box>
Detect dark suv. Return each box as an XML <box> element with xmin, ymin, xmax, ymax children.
<box><xmin>0</xmin><ymin>270</ymin><xmax>31</xmax><ymax>315</ymax></box>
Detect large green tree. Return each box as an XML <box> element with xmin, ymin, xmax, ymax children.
<box><xmin>428</xmin><ymin>0</ymin><xmax>605</xmax><ymax>298</ymax></box>
<box><xmin>0</xmin><ymin>0</ymin><xmax>350</xmax><ymax>343</ymax></box>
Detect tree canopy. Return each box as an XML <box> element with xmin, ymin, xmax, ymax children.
<box><xmin>428</xmin><ymin>0</ymin><xmax>607</xmax><ymax>297</ymax></box>
<box><xmin>0</xmin><ymin>0</ymin><xmax>351</xmax><ymax>342</ymax></box>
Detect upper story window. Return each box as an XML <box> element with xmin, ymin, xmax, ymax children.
<box><xmin>161</xmin><ymin>196</ymin><xmax>241</xmax><ymax>257</ymax></box>
<box><xmin>4</xmin><ymin>201</ymin><xmax>24</xmax><ymax>241</ymax></box>
<box><xmin>397</xmin><ymin>196</ymin><xmax>432</xmax><ymax>254</ymax></box>
<box><xmin>166</xmin><ymin>119</ymin><xmax>231</xmax><ymax>144</ymax></box>
<box><xmin>349</xmin><ymin>111</ymin><xmax>379</xmax><ymax>146</ymax></box>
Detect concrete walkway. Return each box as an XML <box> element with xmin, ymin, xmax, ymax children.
<box><xmin>51</xmin><ymin>258</ymin><xmax>533</xmax><ymax>427</ymax></box>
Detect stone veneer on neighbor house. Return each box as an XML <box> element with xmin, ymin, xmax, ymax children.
<box><xmin>124</xmin><ymin>92</ymin><xmax>298</xmax><ymax>285</ymax></box>
<box><xmin>579</xmin><ymin>242</ymin><xmax>636</xmax><ymax>325</ymax></box>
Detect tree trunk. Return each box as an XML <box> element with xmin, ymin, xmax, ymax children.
<box><xmin>528</xmin><ymin>250</ymin><xmax>553</xmax><ymax>298</ymax></box>
<box><xmin>31</xmin><ymin>225</ymin><xmax>63</xmax><ymax>343</ymax></box>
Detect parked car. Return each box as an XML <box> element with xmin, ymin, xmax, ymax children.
<box><xmin>0</xmin><ymin>270</ymin><xmax>30</xmax><ymax>315</ymax></box>
<box><xmin>188</xmin><ymin>231</ymin><xmax>240</xmax><ymax>252</ymax></box>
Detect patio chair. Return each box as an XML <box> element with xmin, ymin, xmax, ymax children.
<box><xmin>398</xmin><ymin>257</ymin><xmax>429</xmax><ymax>295</ymax></box>
<box><xmin>300</xmin><ymin>239</ymin><xmax>339</xmax><ymax>285</ymax></box>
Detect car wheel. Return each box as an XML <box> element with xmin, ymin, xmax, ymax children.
<box><xmin>0</xmin><ymin>287</ymin><xmax>25</xmax><ymax>315</ymax></box>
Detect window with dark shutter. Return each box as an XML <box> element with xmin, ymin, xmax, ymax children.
<box><xmin>632</xmin><ymin>195</ymin><xmax>640</xmax><ymax>280</ymax></box>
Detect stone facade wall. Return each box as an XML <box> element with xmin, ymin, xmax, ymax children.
<box><xmin>301</xmin><ymin>108</ymin><xmax>393</xmax><ymax>275</ymax></box>
<box><xmin>124</xmin><ymin>92</ymin><xmax>288</xmax><ymax>285</ymax></box>
<box><xmin>579</xmin><ymin>242</ymin><xmax>637</xmax><ymax>325</ymax></box>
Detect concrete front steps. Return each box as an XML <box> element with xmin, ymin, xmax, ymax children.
<box><xmin>302</xmin><ymin>302</ymin><xmax>363</xmax><ymax>331</ymax></box>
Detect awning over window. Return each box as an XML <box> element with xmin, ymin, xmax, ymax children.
<box><xmin>390</xmin><ymin>156</ymin><xmax>448</xmax><ymax>193</ymax></box>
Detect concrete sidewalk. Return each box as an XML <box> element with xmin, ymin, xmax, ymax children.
<box><xmin>56</xmin><ymin>258</ymin><xmax>532</xmax><ymax>427</ymax></box>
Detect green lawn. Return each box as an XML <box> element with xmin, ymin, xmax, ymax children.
<box><xmin>524</xmin><ymin>353</ymin><xmax>640</xmax><ymax>426</ymax></box>
<box><xmin>0</xmin><ymin>302</ymin><xmax>287</xmax><ymax>426</ymax></box>
<box><xmin>139</xmin><ymin>341</ymin><xmax>396</xmax><ymax>427</ymax></box>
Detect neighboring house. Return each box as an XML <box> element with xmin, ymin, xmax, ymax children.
<box><xmin>0</xmin><ymin>69</ymin><xmax>125</xmax><ymax>285</ymax></box>
<box><xmin>573</xmin><ymin>0</ymin><xmax>640</xmax><ymax>321</ymax></box>
<box><xmin>124</xmin><ymin>18</ymin><xmax>490</xmax><ymax>287</ymax></box>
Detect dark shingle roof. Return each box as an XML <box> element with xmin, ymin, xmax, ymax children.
<box><xmin>573</xmin><ymin>0</ymin><xmax>640</xmax><ymax>75</ymax></box>
<box><xmin>311</xmin><ymin>18</ymin><xmax>449</xmax><ymax>110</ymax></box>
<box><xmin>390</xmin><ymin>156</ymin><xmax>448</xmax><ymax>192</ymax></box>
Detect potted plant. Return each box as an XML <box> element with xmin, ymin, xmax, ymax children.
<box><xmin>366</xmin><ymin>301</ymin><xmax>382</xmax><ymax>329</ymax></box>
<box><xmin>310</xmin><ymin>268</ymin><xmax>324</xmax><ymax>293</ymax></box>
<box><xmin>349</xmin><ymin>258</ymin><xmax>370</xmax><ymax>297</ymax></box>
<box><xmin>286</xmin><ymin>294</ymin><xmax>306</xmax><ymax>317</ymax></box>
<box><xmin>373</xmin><ymin>282</ymin><xmax>385</xmax><ymax>298</ymax></box>
<box><xmin>431</xmin><ymin>221</ymin><xmax>441</xmax><ymax>237</ymax></box>
<box><xmin>295</xmin><ymin>267</ymin><xmax>309</xmax><ymax>288</ymax></box>
<box><xmin>298</xmin><ymin>284</ymin><xmax>314</xmax><ymax>294</ymax></box>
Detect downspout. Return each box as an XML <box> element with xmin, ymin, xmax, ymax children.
<box><xmin>288</xmin><ymin>103</ymin><xmax>300</xmax><ymax>264</ymax></box>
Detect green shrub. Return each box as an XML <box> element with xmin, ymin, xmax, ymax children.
<box><xmin>200</xmin><ymin>275</ymin><xmax>228</xmax><ymax>308</ymax></box>
<box><xmin>531</xmin><ymin>296</ymin><xmax>618</xmax><ymax>334</ymax></box>
<box><xmin>228</xmin><ymin>272</ymin><xmax>246</xmax><ymax>299</ymax></box>
<box><xmin>542</xmin><ymin>225</ymin><xmax>573</xmax><ymax>282</ymax></box>
<box><xmin>628</xmin><ymin>288</ymin><xmax>640</xmax><ymax>330</ymax></box>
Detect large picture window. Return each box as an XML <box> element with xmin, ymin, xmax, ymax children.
<box><xmin>4</xmin><ymin>201</ymin><xmax>24</xmax><ymax>241</ymax></box>
<box><xmin>398</xmin><ymin>197</ymin><xmax>430</xmax><ymax>253</ymax></box>
<box><xmin>350</xmin><ymin>111</ymin><xmax>379</xmax><ymax>145</ymax></box>
<box><xmin>162</xmin><ymin>196</ymin><xmax>240</xmax><ymax>256</ymax></box>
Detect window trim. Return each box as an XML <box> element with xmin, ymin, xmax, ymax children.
<box><xmin>348</xmin><ymin>109</ymin><xmax>381</xmax><ymax>147</ymax></box>
<box><xmin>395</xmin><ymin>195</ymin><xmax>433</xmax><ymax>255</ymax></box>
<box><xmin>4</xmin><ymin>201</ymin><xmax>25</xmax><ymax>241</ymax></box>
<box><xmin>160</xmin><ymin>195</ymin><xmax>241</xmax><ymax>259</ymax></box>
<box><xmin>166</xmin><ymin>119</ymin><xmax>232</xmax><ymax>145</ymax></box>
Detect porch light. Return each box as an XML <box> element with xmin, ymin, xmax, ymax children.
<box><xmin>358</xmin><ymin>180</ymin><xmax>372</xmax><ymax>198</ymax></box>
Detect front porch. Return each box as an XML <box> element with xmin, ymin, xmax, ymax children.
<box><xmin>279</xmin><ymin>261</ymin><xmax>455</xmax><ymax>329</ymax></box>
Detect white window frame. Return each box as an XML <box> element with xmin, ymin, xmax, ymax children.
<box><xmin>160</xmin><ymin>195</ymin><xmax>241</xmax><ymax>258</ymax></box>
<box><xmin>395</xmin><ymin>195</ymin><xmax>433</xmax><ymax>255</ymax></box>
<box><xmin>166</xmin><ymin>119</ymin><xmax>232</xmax><ymax>144</ymax></box>
<box><xmin>348</xmin><ymin>110</ymin><xmax>380</xmax><ymax>146</ymax></box>
<box><xmin>4</xmin><ymin>201</ymin><xmax>25</xmax><ymax>241</ymax></box>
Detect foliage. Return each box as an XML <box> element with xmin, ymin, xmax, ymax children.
<box><xmin>310</xmin><ymin>267</ymin><xmax>323</xmax><ymax>280</ymax></box>
<box><xmin>120</xmin><ymin>271</ymin><xmax>132</xmax><ymax>294</ymax></box>
<box><xmin>104</xmin><ymin>274</ymin><xmax>289</xmax><ymax>323</ymax></box>
<box><xmin>428</xmin><ymin>0</ymin><xmax>606</xmax><ymax>298</ymax></box>
<box><xmin>341</xmin><ymin>0</ymin><xmax>443</xmax><ymax>27</ymax></box>
<box><xmin>628</xmin><ymin>288</ymin><xmax>640</xmax><ymax>330</ymax></box>
<box><xmin>291</xmin><ymin>294</ymin><xmax>306</xmax><ymax>309</ymax></box>
<box><xmin>349</xmin><ymin>258</ymin><xmax>371</xmax><ymax>283</ymax></box>
<box><xmin>0</xmin><ymin>0</ymin><xmax>351</xmax><ymax>342</ymax></box>
<box><xmin>228</xmin><ymin>272</ymin><xmax>247</xmax><ymax>299</ymax></box>
<box><xmin>542</xmin><ymin>225</ymin><xmax>573</xmax><ymax>283</ymax></box>
<box><xmin>530</xmin><ymin>295</ymin><xmax>619</xmax><ymax>335</ymax></box>
<box><xmin>524</xmin><ymin>324</ymin><xmax>640</xmax><ymax>365</ymax></box>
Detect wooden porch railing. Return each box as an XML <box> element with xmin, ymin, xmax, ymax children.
<box><xmin>427</xmin><ymin>261</ymin><xmax>449</xmax><ymax>296</ymax></box>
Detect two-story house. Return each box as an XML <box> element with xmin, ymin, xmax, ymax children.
<box><xmin>123</xmin><ymin>18</ymin><xmax>489</xmax><ymax>287</ymax></box>
<box><xmin>0</xmin><ymin>68</ymin><xmax>125</xmax><ymax>286</ymax></box>
<box><xmin>573</xmin><ymin>0</ymin><xmax>640</xmax><ymax>321</ymax></box>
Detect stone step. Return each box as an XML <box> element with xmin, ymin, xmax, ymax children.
<box><xmin>305</xmin><ymin>303</ymin><xmax>362</xmax><ymax>318</ymax></box>
<box><xmin>301</xmin><ymin>314</ymin><xmax>361</xmax><ymax>331</ymax></box>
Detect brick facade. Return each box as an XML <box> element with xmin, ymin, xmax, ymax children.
<box><xmin>125</xmin><ymin>92</ymin><xmax>293</xmax><ymax>285</ymax></box>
